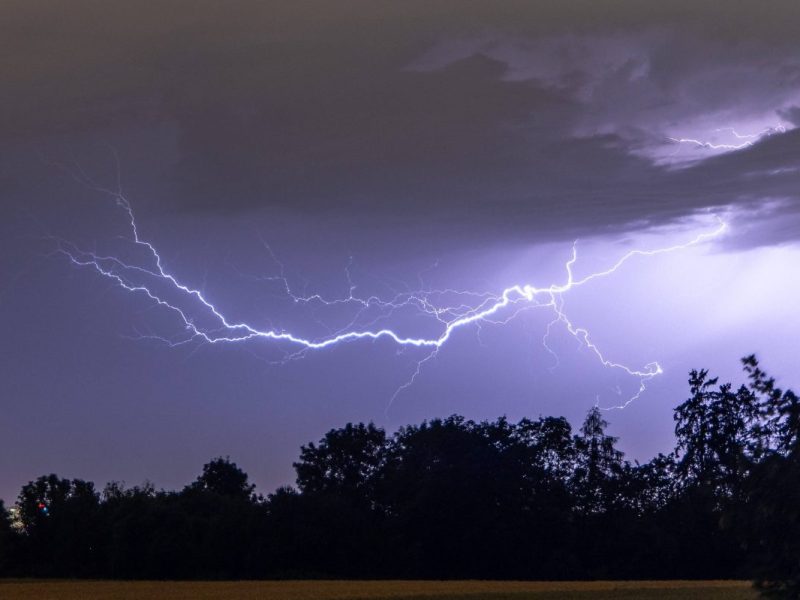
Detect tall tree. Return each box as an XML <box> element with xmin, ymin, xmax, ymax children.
<box><xmin>671</xmin><ymin>368</ymin><xmax>758</xmax><ymax>579</ymax></box>
<box><xmin>574</xmin><ymin>406</ymin><xmax>624</xmax><ymax>514</ymax></box>
<box><xmin>674</xmin><ymin>369</ymin><xmax>759</xmax><ymax>501</ymax></box>
<box><xmin>736</xmin><ymin>356</ymin><xmax>800</xmax><ymax>598</ymax></box>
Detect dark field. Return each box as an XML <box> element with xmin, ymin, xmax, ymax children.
<box><xmin>0</xmin><ymin>580</ymin><xmax>757</xmax><ymax>600</ymax></box>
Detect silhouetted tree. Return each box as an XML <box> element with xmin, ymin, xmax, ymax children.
<box><xmin>0</xmin><ymin>500</ymin><xmax>14</xmax><ymax>576</ymax></box>
<box><xmin>294</xmin><ymin>422</ymin><xmax>386</xmax><ymax>502</ymax></box>
<box><xmin>734</xmin><ymin>357</ymin><xmax>800</xmax><ymax>598</ymax></box>
<box><xmin>277</xmin><ymin>423</ymin><xmax>391</xmax><ymax>577</ymax></box>
<box><xmin>620</xmin><ymin>453</ymin><xmax>677</xmax><ymax>514</ymax></box>
<box><xmin>743</xmin><ymin>354</ymin><xmax>800</xmax><ymax>458</ymax></box>
<box><xmin>670</xmin><ymin>367</ymin><xmax>761</xmax><ymax>579</ymax></box>
<box><xmin>16</xmin><ymin>475</ymin><xmax>102</xmax><ymax>577</ymax></box>
<box><xmin>574</xmin><ymin>406</ymin><xmax>624</xmax><ymax>514</ymax></box>
<box><xmin>188</xmin><ymin>456</ymin><xmax>256</xmax><ymax>501</ymax></box>
<box><xmin>99</xmin><ymin>481</ymin><xmax>159</xmax><ymax>578</ymax></box>
<box><xmin>674</xmin><ymin>369</ymin><xmax>759</xmax><ymax>501</ymax></box>
<box><xmin>379</xmin><ymin>416</ymin><xmax>527</xmax><ymax>577</ymax></box>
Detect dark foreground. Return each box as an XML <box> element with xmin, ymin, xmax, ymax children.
<box><xmin>0</xmin><ymin>580</ymin><xmax>756</xmax><ymax>600</ymax></box>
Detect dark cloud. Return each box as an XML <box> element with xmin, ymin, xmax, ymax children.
<box><xmin>3</xmin><ymin>1</ymin><xmax>800</xmax><ymax>243</ymax></box>
<box><xmin>779</xmin><ymin>106</ymin><xmax>800</xmax><ymax>127</ymax></box>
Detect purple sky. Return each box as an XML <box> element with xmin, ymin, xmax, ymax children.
<box><xmin>2</xmin><ymin>1</ymin><xmax>800</xmax><ymax>504</ymax></box>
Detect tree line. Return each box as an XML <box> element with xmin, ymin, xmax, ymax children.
<box><xmin>1</xmin><ymin>356</ymin><xmax>799</xmax><ymax>597</ymax></box>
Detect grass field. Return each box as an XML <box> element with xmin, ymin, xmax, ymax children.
<box><xmin>0</xmin><ymin>579</ymin><xmax>758</xmax><ymax>600</ymax></box>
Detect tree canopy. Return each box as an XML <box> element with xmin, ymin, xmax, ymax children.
<box><xmin>0</xmin><ymin>356</ymin><xmax>797</xmax><ymax>597</ymax></box>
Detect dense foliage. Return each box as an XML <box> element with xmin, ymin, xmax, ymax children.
<box><xmin>0</xmin><ymin>356</ymin><xmax>798</xmax><ymax>596</ymax></box>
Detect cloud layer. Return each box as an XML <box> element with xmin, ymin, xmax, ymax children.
<box><xmin>2</xmin><ymin>1</ymin><xmax>799</xmax><ymax>248</ymax></box>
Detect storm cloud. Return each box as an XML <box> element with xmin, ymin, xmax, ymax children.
<box><xmin>3</xmin><ymin>1</ymin><xmax>800</xmax><ymax>244</ymax></box>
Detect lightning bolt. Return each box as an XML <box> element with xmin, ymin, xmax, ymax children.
<box><xmin>667</xmin><ymin>125</ymin><xmax>787</xmax><ymax>152</ymax></box>
<box><xmin>53</xmin><ymin>181</ymin><xmax>727</xmax><ymax>409</ymax></box>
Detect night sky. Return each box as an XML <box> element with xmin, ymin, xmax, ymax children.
<box><xmin>2</xmin><ymin>1</ymin><xmax>800</xmax><ymax>504</ymax></box>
